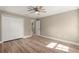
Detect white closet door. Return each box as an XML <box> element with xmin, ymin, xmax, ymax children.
<box><xmin>2</xmin><ymin>15</ymin><xmax>24</xmax><ymax>41</ymax></box>
<box><xmin>36</xmin><ymin>20</ymin><xmax>40</xmax><ymax>35</ymax></box>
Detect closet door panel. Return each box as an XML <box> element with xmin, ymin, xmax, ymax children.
<box><xmin>2</xmin><ymin>15</ymin><xmax>24</xmax><ymax>41</ymax></box>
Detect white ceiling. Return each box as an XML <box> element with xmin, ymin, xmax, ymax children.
<box><xmin>0</xmin><ymin>6</ymin><xmax>78</xmax><ymax>18</ymax></box>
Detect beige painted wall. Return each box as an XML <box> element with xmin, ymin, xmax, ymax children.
<box><xmin>40</xmin><ymin>10</ymin><xmax>79</xmax><ymax>43</ymax></box>
<box><xmin>24</xmin><ymin>18</ymin><xmax>33</xmax><ymax>36</ymax></box>
<box><xmin>0</xmin><ymin>13</ymin><xmax>1</xmax><ymax>41</ymax></box>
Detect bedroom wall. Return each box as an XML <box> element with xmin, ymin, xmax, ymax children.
<box><xmin>0</xmin><ymin>13</ymin><xmax>1</xmax><ymax>42</ymax></box>
<box><xmin>24</xmin><ymin>17</ymin><xmax>33</xmax><ymax>36</ymax></box>
<box><xmin>40</xmin><ymin>10</ymin><xmax>79</xmax><ymax>43</ymax></box>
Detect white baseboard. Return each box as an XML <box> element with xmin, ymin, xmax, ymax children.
<box><xmin>22</xmin><ymin>35</ymin><xmax>32</xmax><ymax>39</ymax></box>
<box><xmin>1</xmin><ymin>35</ymin><xmax>32</xmax><ymax>43</ymax></box>
<box><xmin>0</xmin><ymin>41</ymin><xmax>3</xmax><ymax>43</ymax></box>
<box><xmin>39</xmin><ymin>35</ymin><xmax>79</xmax><ymax>46</ymax></box>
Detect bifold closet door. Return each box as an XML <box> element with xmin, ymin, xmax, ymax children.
<box><xmin>2</xmin><ymin>14</ymin><xmax>24</xmax><ymax>41</ymax></box>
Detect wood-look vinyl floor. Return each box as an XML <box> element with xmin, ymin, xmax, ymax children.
<box><xmin>0</xmin><ymin>35</ymin><xmax>79</xmax><ymax>53</ymax></box>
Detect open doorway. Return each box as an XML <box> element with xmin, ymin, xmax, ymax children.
<box><xmin>31</xmin><ymin>19</ymin><xmax>40</xmax><ymax>35</ymax></box>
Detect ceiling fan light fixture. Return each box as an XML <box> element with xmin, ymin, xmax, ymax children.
<box><xmin>35</xmin><ymin>11</ymin><xmax>39</xmax><ymax>14</ymax></box>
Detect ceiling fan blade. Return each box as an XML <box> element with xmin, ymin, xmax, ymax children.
<box><xmin>27</xmin><ymin>9</ymin><xmax>34</xmax><ymax>11</ymax></box>
<box><xmin>27</xmin><ymin>6</ymin><xmax>35</xmax><ymax>10</ymax></box>
<box><xmin>37</xmin><ymin>6</ymin><xmax>42</xmax><ymax>10</ymax></box>
<box><xmin>24</xmin><ymin>11</ymin><xmax>35</xmax><ymax>15</ymax></box>
<box><xmin>38</xmin><ymin>10</ymin><xmax>46</xmax><ymax>13</ymax></box>
<box><xmin>39</xmin><ymin>6</ymin><xmax>43</xmax><ymax>9</ymax></box>
<box><xmin>41</xmin><ymin>9</ymin><xmax>46</xmax><ymax>10</ymax></box>
<box><xmin>38</xmin><ymin>6</ymin><xmax>46</xmax><ymax>11</ymax></box>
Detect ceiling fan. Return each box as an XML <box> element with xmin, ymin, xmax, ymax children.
<box><xmin>27</xmin><ymin>6</ymin><xmax>46</xmax><ymax>15</ymax></box>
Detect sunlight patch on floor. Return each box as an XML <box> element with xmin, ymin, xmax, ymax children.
<box><xmin>46</xmin><ymin>42</ymin><xmax>57</xmax><ymax>48</ymax></box>
<box><xmin>56</xmin><ymin>44</ymin><xmax>69</xmax><ymax>52</ymax></box>
<box><xmin>46</xmin><ymin>42</ymin><xmax>69</xmax><ymax>52</ymax></box>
